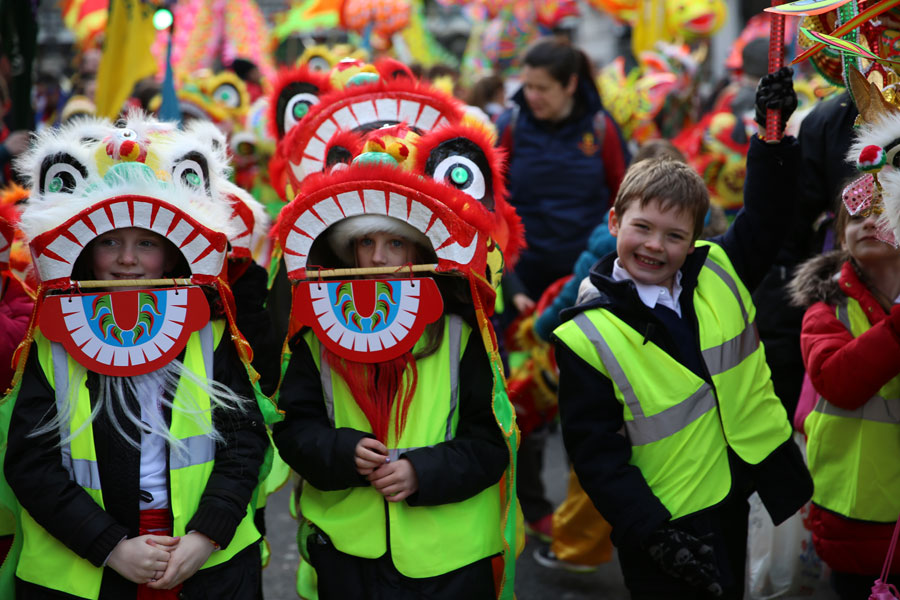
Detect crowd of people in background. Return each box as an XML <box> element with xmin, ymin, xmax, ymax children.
<box><xmin>1</xmin><ymin>1</ymin><xmax>900</xmax><ymax>600</ymax></box>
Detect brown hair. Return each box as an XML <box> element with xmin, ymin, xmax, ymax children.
<box><xmin>613</xmin><ymin>159</ymin><xmax>710</xmax><ymax>242</ymax></box>
<box><xmin>631</xmin><ymin>139</ymin><xmax>687</xmax><ymax>165</ymax></box>
<box><xmin>833</xmin><ymin>175</ymin><xmax>867</xmax><ymax>248</ymax></box>
<box><xmin>833</xmin><ymin>201</ymin><xmax>852</xmax><ymax>248</ymax></box>
<box><xmin>467</xmin><ymin>74</ymin><xmax>505</xmax><ymax>111</ymax></box>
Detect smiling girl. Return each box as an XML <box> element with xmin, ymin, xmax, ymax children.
<box><xmin>4</xmin><ymin>223</ymin><xmax>268</xmax><ymax>600</ymax></box>
<box><xmin>88</xmin><ymin>228</ymin><xmax>177</xmax><ymax>285</ymax></box>
<box><xmin>789</xmin><ymin>176</ymin><xmax>900</xmax><ymax>599</ymax></box>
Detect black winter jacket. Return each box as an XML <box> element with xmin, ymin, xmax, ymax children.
<box><xmin>273</xmin><ymin>316</ymin><xmax>508</xmax><ymax>510</ymax></box>
<box><xmin>750</xmin><ymin>92</ymin><xmax>859</xmax><ymax>416</ymax></box>
<box><xmin>5</xmin><ymin>326</ymin><xmax>268</xmax><ymax>600</ymax></box>
<box><xmin>232</xmin><ymin>260</ymin><xmax>281</xmax><ymax>397</ymax></box>
<box><xmin>552</xmin><ymin>136</ymin><xmax>812</xmax><ymax>550</ymax></box>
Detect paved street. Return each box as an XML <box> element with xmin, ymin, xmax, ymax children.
<box><xmin>261</xmin><ymin>429</ymin><xmax>839</xmax><ymax>599</ymax></box>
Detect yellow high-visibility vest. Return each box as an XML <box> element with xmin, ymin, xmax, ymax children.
<box><xmin>299</xmin><ymin>316</ymin><xmax>502</xmax><ymax>579</ymax></box>
<box><xmin>806</xmin><ymin>298</ymin><xmax>900</xmax><ymax>522</ymax></box>
<box><xmin>16</xmin><ymin>322</ymin><xmax>260</xmax><ymax>599</ymax></box>
<box><xmin>554</xmin><ymin>242</ymin><xmax>791</xmax><ymax>519</ymax></box>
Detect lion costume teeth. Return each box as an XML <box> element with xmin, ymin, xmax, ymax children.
<box><xmin>16</xmin><ymin>112</ymin><xmax>240</xmax><ymax>286</ymax></box>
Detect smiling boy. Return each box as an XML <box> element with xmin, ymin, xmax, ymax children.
<box><xmin>551</xmin><ymin>69</ymin><xmax>813</xmax><ymax>600</ymax></box>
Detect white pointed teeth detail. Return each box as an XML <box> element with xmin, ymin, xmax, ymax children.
<box><xmin>287</xmin><ymin>98</ymin><xmax>452</xmax><ymax>186</ymax></box>
<box><xmin>227</xmin><ymin>212</ymin><xmax>252</xmax><ymax>253</ymax></box>
<box><xmin>37</xmin><ymin>198</ymin><xmax>225</xmax><ymax>283</ymax></box>
<box><xmin>284</xmin><ymin>188</ymin><xmax>479</xmax><ymax>274</ymax></box>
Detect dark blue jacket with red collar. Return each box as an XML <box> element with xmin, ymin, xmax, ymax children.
<box><xmin>496</xmin><ymin>79</ymin><xmax>630</xmax><ymax>299</ymax></box>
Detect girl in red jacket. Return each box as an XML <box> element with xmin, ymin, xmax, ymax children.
<box><xmin>789</xmin><ymin>174</ymin><xmax>900</xmax><ymax>600</ymax></box>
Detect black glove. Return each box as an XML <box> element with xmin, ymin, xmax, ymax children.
<box><xmin>642</xmin><ymin>526</ymin><xmax>724</xmax><ymax>598</ymax></box>
<box><xmin>754</xmin><ymin>66</ymin><xmax>797</xmax><ymax>135</ymax></box>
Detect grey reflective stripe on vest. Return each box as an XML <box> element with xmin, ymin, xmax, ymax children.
<box><xmin>318</xmin><ymin>316</ymin><xmax>463</xmax><ymax>449</ymax></box>
<box><xmin>836</xmin><ymin>303</ymin><xmax>851</xmax><ymax>330</ymax></box>
<box><xmin>812</xmin><ymin>394</ymin><xmax>900</xmax><ymax>424</ymax></box>
<box><xmin>572</xmin><ymin>313</ymin><xmax>643</xmax><ymax>417</ymax></box>
<box><xmin>699</xmin><ymin>257</ymin><xmax>760</xmax><ymax>375</ymax></box>
<box><xmin>387</xmin><ymin>447</ymin><xmax>433</xmax><ymax>462</ymax></box>
<box><xmin>319</xmin><ymin>343</ymin><xmax>336</xmax><ymax>424</ymax></box>
<box><xmin>170</xmin><ymin>433</ymin><xmax>217</xmax><ymax>469</ymax></box>
<box><xmin>446</xmin><ymin>315</ymin><xmax>462</xmax><ymax>441</ymax></box>
<box><xmin>571</xmin><ymin>313</ymin><xmax>717</xmax><ymax>445</ymax></box>
<box><xmin>703</xmin><ymin>259</ymin><xmax>749</xmax><ymax>323</ymax></box>
<box><xmin>816</xmin><ymin>303</ymin><xmax>900</xmax><ymax>424</ymax></box>
<box><xmin>701</xmin><ymin>327</ymin><xmax>759</xmax><ymax>376</ymax></box>
<box><xmin>171</xmin><ymin>322</ymin><xmax>216</xmax><ymax>469</ymax></box>
<box><xmin>199</xmin><ymin>322</ymin><xmax>214</xmax><ymax>385</ymax></box>
<box><xmin>51</xmin><ymin>341</ymin><xmax>101</xmax><ymax>490</ymax></box>
<box><xmin>50</xmin><ymin>323</ymin><xmax>216</xmax><ymax>488</ymax></box>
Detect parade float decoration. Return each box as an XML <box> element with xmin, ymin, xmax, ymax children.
<box><xmin>588</xmin><ymin>0</ymin><xmax>727</xmax><ymax>55</ymax></box>
<box><xmin>340</xmin><ymin>0</ymin><xmax>412</xmax><ymax>51</ymax></box>
<box><xmin>61</xmin><ymin>0</ymin><xmax>107</xmax><ymax>50</ymax></box>
<box><xmin>297</xmin><ymin>44</ymin><xmax>370</xmax><ymax>73</ymax></box>
<box><xmin>150</xmin><ymin>0</ymin><xmax>276</xmax><ymax>85</ymax></box>
<box><xmin>434</xmin><ymin>0</ymin><xmax>579</xmax><ymax>77</ymax></box>
<box><xmin>598</xmin><ymin>41</ymin><xmax>707</xmax><ymax>141</ymax></box>
<box><xmin>770</xmin><ymin>0</ymin><xmax>900</xmax><ymax>89</ymax></box>
<box><xmin>271</xmin><ymin>65</ymin><xmax>522</xmax><ymax>598</ymax></box>
<box><xmin>271</xmin><ymin>0</ymin><xmax>343</xmax><ymax>43</ymax></box>
<box><xmin>167</xmin><ymin>70</ymin><xmax>252</xmax><ymax>132</ymax></box>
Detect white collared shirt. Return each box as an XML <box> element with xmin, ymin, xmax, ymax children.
<box><xmin>135</xmin><ymin>372</ymin><xmax>169</xmax><ymax>510</ymax></box>
<box><xmin>612</xmin><ymin>258</ymin><xmax>684</xmax><ymax>317</ymax></box>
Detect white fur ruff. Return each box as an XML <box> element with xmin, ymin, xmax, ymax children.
<box><xmin>16</xmin><ymin>113</ymin><xmax>239</xmax><ymax>265</ymax></box>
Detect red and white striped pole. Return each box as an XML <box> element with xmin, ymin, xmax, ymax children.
<box><xmin>766</xmin><ymin>1</ymin><xmax>786</xmax><ymax>142</ymax></box>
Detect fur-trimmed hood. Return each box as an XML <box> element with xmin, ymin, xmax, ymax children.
<box><xmin>788</xmin><ymin>250</ymin><xmax>849</xmax><ymax>308</ymax></box>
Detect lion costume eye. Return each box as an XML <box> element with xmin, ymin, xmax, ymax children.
<box><xmin>40</xmin><ymin>154</ymin><xmax>87</xmax><ymax>195</ymax></box>
<box><xmin>307</xmin><ymin>55</ymin><xmax>331</xmax><ymax>73</ymax></box>
<box><xmin>425</xmin><ymin>138</ymin><xmax>493</xmax><ymax>209</ymax></box>
<box><xmin>433</xmin><ymin>156</ymin><xmax>485</xmax><ymax>200</ymax></box>
<box><xmin>172</xmin><ymin>152</ymin><xmax>210</xmax><ymax>193</ymax></box>
<box><xmin>212</xmin><ymin>83</ymin><xmax>242</xmax><ymax>109</ymax></box>
<box><xmin>284</xmin><ymin>93</ymin><xmax>320</xmax><ymax>133</ymax></box>
<box><xmin>885</xmin><ymin>137</ymin><xmax>900</xmax><ymax>168</ymax></box>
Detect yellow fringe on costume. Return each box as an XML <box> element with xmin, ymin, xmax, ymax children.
<box><xmin>550</xmin><ymin>467</ymin><xmax>613</xmax><ymax>566</ymax></box>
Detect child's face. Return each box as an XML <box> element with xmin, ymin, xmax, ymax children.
<box><xmin>608</xmin><ymin>200</ymin><xmax>696</xmax><ymax>292</ymax></box>
<box><xmin>91</xmin><ymin>227</ymin><xmax>175</xmax><ymax>283</ymax></box>
<box><xmin>355</xmin><ymin>231</ymin><xmax>416</xmax><ymax>269</ymax></box>
<box><xmin>843</xmin><ymin>214</ymin><xmax>900</xmax><ymax>265</ymax></box>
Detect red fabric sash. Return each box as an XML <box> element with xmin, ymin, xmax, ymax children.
<box><xmin>137</xmin><ymin>509</ymin><xmax>182</xmax><ymax>600</ymax></box>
